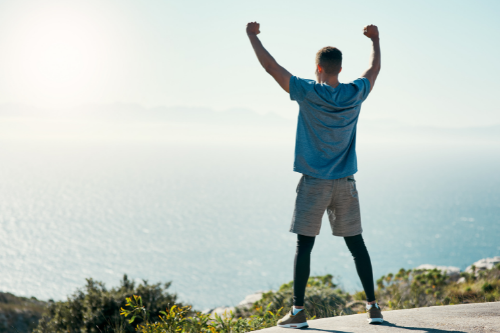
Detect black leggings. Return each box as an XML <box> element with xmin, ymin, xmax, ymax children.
<box><xmin>292</xmin><ymin>234</ymin><xmax>375</xmax><ymax>306</ymax></box>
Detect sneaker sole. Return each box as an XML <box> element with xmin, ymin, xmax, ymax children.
<box><xmin>367</xmin><ymin>318</ymin><xmax>384</xmax><ymax>324</ymax></box>
<box><xmin>278</xmin><ymin>322</ymin><xmax>309</xmax><ymax>329</ymax></box>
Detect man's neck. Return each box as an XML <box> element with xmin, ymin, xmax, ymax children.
<box><xmin>318</xmin><ymin>75</ymin><xmax>340</xmax><ymax>88</ymax></box>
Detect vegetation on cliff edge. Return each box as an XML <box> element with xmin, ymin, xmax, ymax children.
<box><xmin>9</xmin><ymin>263</ymin><xmax>500</xmax><ymax>333</ymax></box>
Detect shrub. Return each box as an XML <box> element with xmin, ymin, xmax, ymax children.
<box><xmin>122</xmin><ymin>297</ymin><xmax>283</xmax><ymax>333</ymax></box>
<box><xmin>33</xmin><ymin>275</ymin><xmax>183</xmax><ymax>333</ymax></box>
<box><xmin>238</xmin><ymin>274</ymin><xmax>354</xmax><ymax>319</ymax></box>
<box><xmin>376</xmin><ymin>265</ymin><xmax>500</xmax><ymax>309</ymax></box>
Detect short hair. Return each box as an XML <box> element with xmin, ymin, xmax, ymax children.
<box><xmin>315</xmin><ymin>47</ymin><xmax>342</xmax><ymax>75</ymax></box>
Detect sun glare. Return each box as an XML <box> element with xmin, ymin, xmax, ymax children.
<box><xmin>9</xmin><ymin>6</ymin><xmax>108</xmax><ymax>107</ymax></box>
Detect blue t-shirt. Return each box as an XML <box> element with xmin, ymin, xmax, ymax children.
<box><xmin>290</xmin><ymin>76</ymin><xmax>371</xmax><ymax>180</ymax></box>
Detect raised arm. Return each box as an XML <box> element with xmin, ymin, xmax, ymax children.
<box><xmin>360</xmin><ymin>25</ymin><xmax>381</xmax><ymax>92</ymax></box>
<box><xmin>246</xmin><ymin>22</ymin><xmax>292</xmax><ymax>93</ymax></box>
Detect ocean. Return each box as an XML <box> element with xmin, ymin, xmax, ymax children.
<box><xmin>0</xmin><ymin>140</ymin><xmax>499</xmax><ymax>310</ymax></box>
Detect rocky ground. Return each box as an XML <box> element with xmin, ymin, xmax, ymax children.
<box><xmin>0</xmin><ymin>292</ymin><xmax>47</xmax><ymax>333</ymax></box>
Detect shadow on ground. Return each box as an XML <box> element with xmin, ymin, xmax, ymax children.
<box><xmin>381</xmin><ymin>321</ymin><xmax>466</xmax><ymax>333</ymax></box>
<box><xmin>300</xmin><ymin>321</ymin><xmax>467</xmax><ymax>333</ymax></box>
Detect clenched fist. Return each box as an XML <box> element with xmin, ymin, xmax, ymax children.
<box><xmin>246</xmin><ymin>22</ymin><xmax>260</xmax><ymax>36</ymax></box>
<box><xmin>363</xmin><ymin>24</ymin><xmax>379</xmax><ymax>40</ymax></box>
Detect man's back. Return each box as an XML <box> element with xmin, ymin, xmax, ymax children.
<box><xmin>290</xmin><ymin>76</ymin><xmax>371</xmax><ymax>180</ymax></box>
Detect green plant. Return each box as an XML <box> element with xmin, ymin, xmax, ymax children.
<box><xmin>239</xmin><ymin>274</ymin><xmax>353</xmax><ymax>320</ymax></box>
<box><xmin>34</xmin><ymin>275</ymin><xmax>184</xmax><ymax>333</ymax></box>
<box><xmin>125</xmin><ymin>295</ymin><xmax>284</xmax><ymax>333</ymax></box>
<box><xmin>375</xmin><ymin>264</ymin><xmax>500</xmax><ymax>310</ymax></box>
<box><xmin>120</xmin><ymin>295</ymin><xmax>150</xmax><ymax>325</ymax></box>
<box><xmin>185</xmin><ymin>311</ymin><xmax>212</xmax><ymax>332</ymax></box>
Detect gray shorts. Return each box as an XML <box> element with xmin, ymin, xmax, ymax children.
<box><xmin>290</xmin><ymin>174</ymin><xmax>362</xmax><ymax>237</ymax></box>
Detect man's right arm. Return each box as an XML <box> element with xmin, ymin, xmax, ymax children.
<box><xmin>246</xmin><ymin>22</ymin><xmax>292</xmax><ymax>93</ymax></box>
<box><xmin>360</xmin><ymin>25</ymin><xmax>381</xmax><ymax>92</ymax></box>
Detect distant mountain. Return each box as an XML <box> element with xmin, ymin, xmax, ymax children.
<box><xmin>0</xmin><ymin>104</ymin><xmax>296</xmax><ymax>143</ymax></box>
<box><xmin>1</xmin><ymin>104</ymin><xmax>499</xmax><ymax>144</ymax></box>
<box><xmin>0</xmin><ymin>104</ymin><xmax>294</xmax><ymax>127</ymax></box>
<box><xmin>358</xmin><ymin>119</ymin><xmax>500</xmax><ymax>144</ymax></box>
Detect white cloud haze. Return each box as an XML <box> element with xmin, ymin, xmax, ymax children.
<box><xmin>0</xmin><ymin>0</ymin><xmax>499</xmax><ymax>129</ymax></box>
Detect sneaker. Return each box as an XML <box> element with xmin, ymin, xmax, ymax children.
<box><xmin>277</xmin><ymin>308</ymin><xmax>309</xmax><ymax>329</ymax></box>
<box><xmin>367</xmin><ymin>303</ymin><xmax>383</xmax><ymax>324</ymax></box>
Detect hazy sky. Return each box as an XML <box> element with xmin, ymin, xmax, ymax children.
<box><xmin>0</xmin><ymin>0</ymin><xmax>499</xmax><ymax>127</ymax></box>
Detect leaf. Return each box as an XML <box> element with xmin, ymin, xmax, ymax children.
<box><xmin>129</xmin><ymin>315</ymin><xmax>136</xmax><ymax>324</ymax></box>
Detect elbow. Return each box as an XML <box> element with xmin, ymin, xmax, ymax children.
<box><xmin>264</xmin><ymin>62</ymin><xmax>278</xmax><ymax>74</ymax></box>
<box><xmin>264</xmin><ymin>64</ymin><xmax>275</xmax><ymax>74</ymax></box>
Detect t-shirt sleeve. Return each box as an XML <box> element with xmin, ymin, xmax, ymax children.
<box><xmin>352</xmin><ymin>77</ymin><xmax>371</xmax><ymax>102</ymax></box>
<box><xmin>289</xmin><ymin>76</ymin><xmax>315</xmax><ymax>102</ymax></box>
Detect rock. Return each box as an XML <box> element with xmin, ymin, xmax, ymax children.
<box><xmin>237</xmin><ymin>292</ymin><xmax>264</xmax><ymax>308</ymax></box>
<box><xmin>209</xmin><ymin>306</ymin><xmax>235</xmax><ymax>318</ymax></box>
<box><xmin>207</xmin><ymin>291</ymin><xmax>265</xmax><ymax>318</ymax></box>
<box><xmin>414</xmin><ymin>264</ymin><xmax>461</xmax><ymax>280</ymax></box>
<box><xmin>465</xmin><ymin>256</ymin><xmax>500</xmax><ymax>275</ymax></box>
<box><xmin>457</xmin><ymin>276</ymin><xmax>466</xmax><ymax>284</ymax></box>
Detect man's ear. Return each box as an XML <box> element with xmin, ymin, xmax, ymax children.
<box><xmin>339</xmin><ymin>67</ymin><xmax>343</xmax><ymax>73</ymax></box>
<box><xmin>317</xmin><ymin>64</ymin><xmax>323</xmax><ymax>73</ymax></box>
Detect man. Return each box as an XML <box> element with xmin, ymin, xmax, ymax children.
<box><xmin>246</xmin><ymin>22</ymin><xmax>382</xmax><ymax>328</ymax></box>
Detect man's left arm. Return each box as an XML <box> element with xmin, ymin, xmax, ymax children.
<box><xmin>247</xmin><ymin>22</ymin><xmax>292</xmax><ymax>93</ymax></box>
